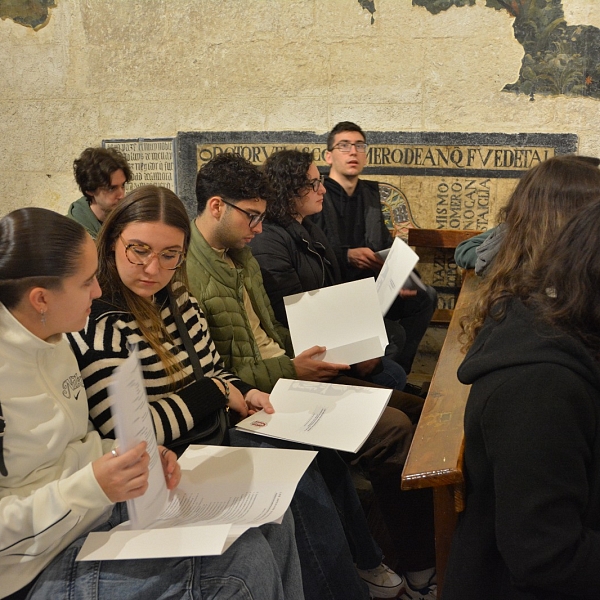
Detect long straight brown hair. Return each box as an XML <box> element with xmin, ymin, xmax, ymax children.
<box><xmin>463</xmin><ymin>155</ymin><xmax>600</xmax><ymax>348</ymax></box>
<box><xmin>96</xmin><ymin>185</ymin><xmax>191</xmax><ymax>380</ymax></box>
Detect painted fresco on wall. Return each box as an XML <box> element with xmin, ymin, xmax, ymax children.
<box><xmin>0</xmin><ymin>0</ymin><xmax>56</xmax><ymax>30</ymax></box>
<box><xmin>176</xmin><ymin>131</ymin><xmax>576</xmax><ymax>310</ymax></box>
<box><xmin>415</xmin><ymin>0</ymin><xmax>600</xmax><ymax>100</ymax></box>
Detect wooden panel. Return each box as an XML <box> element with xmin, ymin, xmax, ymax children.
<box><xmin>433</xmin><ymin>485</ymin><xmax>460</xmax><ymax>598</ymax></box>
<box><xmin>408</xmin><ymin>228</ymin><xmax>483</xmax><ymax>249</ymax></box>
<box><xmin>401</xmin><ymin>270</ymin><xmax>479</xmax><ymax>492</ymax></box>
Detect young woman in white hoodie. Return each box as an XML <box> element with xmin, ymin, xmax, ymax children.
<box><xmin>0</xmin><ymin>207</ymin><xmax>302</xmax><ymax>600</ymax></box>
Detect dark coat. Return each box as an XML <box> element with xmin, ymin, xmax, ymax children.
<box><xmin>248</xmin><ymin>218</ymin><xmax>341</xmax><ymax>327</ymax></box>
<box><xmin>444</xmin><ymin>299</ymin><xmax>600</xmax><ymax>600</ymax></box>
<box><xmin>310</xmin><ymin>177</ymin><xmax>393</xmax><ymax>282</ymax></box>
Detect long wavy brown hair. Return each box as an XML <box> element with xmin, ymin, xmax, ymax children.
<box><xmin>96</xmin><ymin>185</ymin><xmax>191</xmax><ymax>381</ymax></box>
<box><xmin>525</xmin><ymin>200</ymin><xmax>600</xmax><ymax>360</ymax></box>
<box><xmin>462</xmin><ymin>155</ymin><xmax>600</xmax><ymax>348</ymax></box>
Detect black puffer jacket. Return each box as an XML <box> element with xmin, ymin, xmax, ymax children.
<box><xmin>248</xmin><ymin>218</ymin><xmax>341</xmax><ymax>327</ymax></box>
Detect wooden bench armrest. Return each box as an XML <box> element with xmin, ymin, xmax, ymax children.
<box><xmin>401</xmin><ymin>270</ymin><xmax>479</xmax><ymax>511</ymax></box>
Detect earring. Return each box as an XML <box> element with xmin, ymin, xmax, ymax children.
<box><xmin>40</xmin><ymin>310</ymin><xmax>46</xmax><ymax>326</ymax></box>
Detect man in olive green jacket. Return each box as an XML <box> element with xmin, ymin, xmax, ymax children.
<box><xmin>186</xmin><ymin>153</ymin><xmax>436</xmax><ymax>593</ymax></box>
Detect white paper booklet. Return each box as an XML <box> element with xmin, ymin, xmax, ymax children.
<box><xmin>376</xmin><ymin>237</ymin><xmax>420</xmax><ymax>315</ymax></box>
<box><xmin>235</xmin><ymin>378</ymin><xmax>392</xmax><ymax>453</ymax></box>
<box><xmin>108</xmin><ymin>347</ymin><xmax>168</xmax><ymax>530</ymax></box>
<box><xmin>284</xmin><ymin>278</ymin><xmax>388</xmax><ymax>365</ymax></box>
<box><xmin>77</xmin><ymin>351</ymin><xmax>316</xmax><ymax>561</ymax></box>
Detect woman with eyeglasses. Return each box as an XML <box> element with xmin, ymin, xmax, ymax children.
<box><xmin>0</xmin><ymin>207</ymin><xmax>302</xmax><ymax>600</ymax></box>
<box><xmin>69</xmin><ymin>184</ymin><xmax>396</xmax><ymax>600</ymax></box>
<box><xmin>251</xmin><ymin>149</ymin><xmax>407</xmax><ymax>391</ymax></box>
<box><xmin>250</xmin><ymin>149</ymin><xmax>437</xmax><ymax>597</ymax></box>
<box><xmin>68</xmin><ymin>186</ymin><xmax>275</xmax><ymax>448</ymax></box>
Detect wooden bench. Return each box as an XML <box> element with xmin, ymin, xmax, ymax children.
<box><xmin>407</xmin><ymin>229</ymin><xmax>482</xmax><ymax>324</ymax></box>
<box><xmin>401</xmin><ymin>269</ymin><xmax>479</xmax><ymax>597</ymax></box>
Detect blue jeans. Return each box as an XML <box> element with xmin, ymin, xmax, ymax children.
<box><xmin>370</xmin><ymin>356</ymin><xmax>408</xmax><ymax>390</ymax></box>
<box><xmin>385</xmin><ymin>283</ymin><xmax>437</xmax><ymax>373</ymax></box>
<box><xmin>230</xmin><ymin>430</ymin><xmax>373</xmax><ymax>600</ymax></box>
<box><xmin>27</xmin><ymin>503</ymin><xmax>303</xmax><ymax>600</ymax></box>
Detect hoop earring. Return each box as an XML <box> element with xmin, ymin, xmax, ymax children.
<box><xmin>40</xmin><ymin>310</ymin><xmax>46</xmax><ymax>326</ymax></box>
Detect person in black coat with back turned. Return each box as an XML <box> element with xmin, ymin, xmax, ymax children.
<box><xmin>444</xmin><ymin>189</ymin><xmax>600</xmax><ymax>599</ymax></box>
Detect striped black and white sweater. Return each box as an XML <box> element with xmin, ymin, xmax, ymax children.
<box><xmin>68</xmin><ymin>285</ymin><xmax>253</xmax><ymax>446</ymax></box>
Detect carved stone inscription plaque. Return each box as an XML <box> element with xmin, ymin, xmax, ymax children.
<box><xmin>177</xmin><ymin>132</ymin><xmax>577</xmax><ymax>310</ymax></box>
<box><xmin>103</xmin><ymin>138</ymin><xmax>177</xmax><ymax>193</ymax></box>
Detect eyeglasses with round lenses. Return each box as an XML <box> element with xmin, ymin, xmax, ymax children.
<box><xmin>330</xmin><ymin>142</ymin><xmax>368</xmax><ymax>153</ymax></box>
<box><xmin>120</xmin><ymin>237</ymin><xmax>185</xmax><ymax>270</ymax></box>
<box><xmin>307</xmin><ymin>175</ymin><xmax>325</xmax><ymax>192</ymax></box>
<box><xmin>221</xmin><ymin>198</ymin><xmax>266</xmax><ymax>228</ymax></box>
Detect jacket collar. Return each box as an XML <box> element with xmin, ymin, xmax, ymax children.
<box><xmin>189</xmin><ymin>219</ymin><xmax>254</xmax><ymax>282</ymax></box>
<box><xmin>0</xmin><ymin>303</ymin><xmax>60</xmax><ymax>360</ymax></box>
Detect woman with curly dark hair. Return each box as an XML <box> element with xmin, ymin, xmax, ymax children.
<box><xmin>251</xmin><ymin>150</ymin><xmax>438</xmax><ymax>599</ymax></box>
<box><xmin>253</xmin><ymin>149</ymin><xmax>406</xmax><ymax>390</ymax></box>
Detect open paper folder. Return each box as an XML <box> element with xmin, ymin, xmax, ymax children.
<box><xmin>77</xmin><ymin>351</ymin><xmax>316</xmax><ymax>561</ymax></box>
<box><xmin>375</xmin><ymin>236</ymin><xmax>420</xmax><ymax>315</ymax></box>
<box><xmin>236</xmin><ymin>378</ymin><xmax>392</xmax><ymax>453</ymax></box>
<box><xmin>284</xmin><ymin>278</ymin><xmax>389</xmax><ymax>365</ymax></box>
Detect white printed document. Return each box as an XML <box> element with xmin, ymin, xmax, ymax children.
<box><xmin>109</xmin><ymin>347</ymin><xmax>168</xmax><ymax>529</ymax></box>
<box><xmin>284</xmin><ymin>278</ymin><xmax>388</xmax><ymax>365</ymax></box>
<box><xmin>376</xmin><ymin>237</ymin><xmax>420</xmax><ymax>315</ymax></box>
<box><xmin>77</xmin><ymin>351</ymin><xmax>316</xmax><ymax>561</ymax></box>
<box><xmin>235</xmin><ymin>378</ymin><xmax>392</xmax><ymax>453</ymax></box>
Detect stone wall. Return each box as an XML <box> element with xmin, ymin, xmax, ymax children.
<box><xmin>1</xmin><ymin>0</ymin><xmax>600</xmax><ymax>215</ymax></box>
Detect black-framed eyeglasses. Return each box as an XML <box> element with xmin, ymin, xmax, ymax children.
<box><xmin>221</xmin><ymin>198</ymin><xmax>266</xmax><ymax>228</ymax></box>
<box><xmin>120</xmin><ymin>237</ymin><xmax>185</xmax><ymax>270</ymax></box>
<box><xmin>307</xmin><ymin>175</ymin><xmax>325</xmax><ymax>192</ymax></box>
<box><xmin>330</xmin><ymin>142</ymin><xmax>368</xmax><ymax>153</ymax></box>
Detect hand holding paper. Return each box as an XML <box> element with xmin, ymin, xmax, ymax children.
<box><xmin>292</xmin><ymin>345</ymin><xmax>351</xmax><ymax>381</ymax></box>
<box><xmin>236</xmin><ymin>378</ymin><xmax>392</xmax><ymax>453</ymax></box>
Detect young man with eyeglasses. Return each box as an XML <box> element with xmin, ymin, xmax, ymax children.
<box><xmin>311</xmin><ymin>122</ymin><xmax>437</xmax><ymax>379</ymax></box>
<box><xmin>186</xmin><ymin>152</ymin><xmax>436</xmax><ymax>600</ymax></box>
<box><xmin>67</xmin><ymin>147</ymin><xmax>131</xmax><ymax>239</ymax></box>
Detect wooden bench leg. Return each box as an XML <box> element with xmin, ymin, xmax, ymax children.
<box><xmin>433</xmin><ymin>485</ymin><xmax>459</xmax><ymax>599</ymax></box>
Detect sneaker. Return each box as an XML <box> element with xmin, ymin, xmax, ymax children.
<box><xmin>399</xmin><ymin>578</ymin><xmax>437</xmax><ymax>600</ymax></box>
<box><xmin>357</xmin><ymin>563</ymin><xmax>406</xmax><ymax>598</ymax></box>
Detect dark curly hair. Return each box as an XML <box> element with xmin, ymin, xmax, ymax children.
<box><xmin>195</xmin><ymin>153</ymin><xmax>273</xmax><ymax>213</ymax></box>
<box><xmin>73</xmin><ymin>147</ymin><xmax>132</xmax><ymax>197</ymax></box>
<box><xmin>262</xmin><ymin>150</ymin><xmax>314</xmax><ymax>226</ymax></box>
